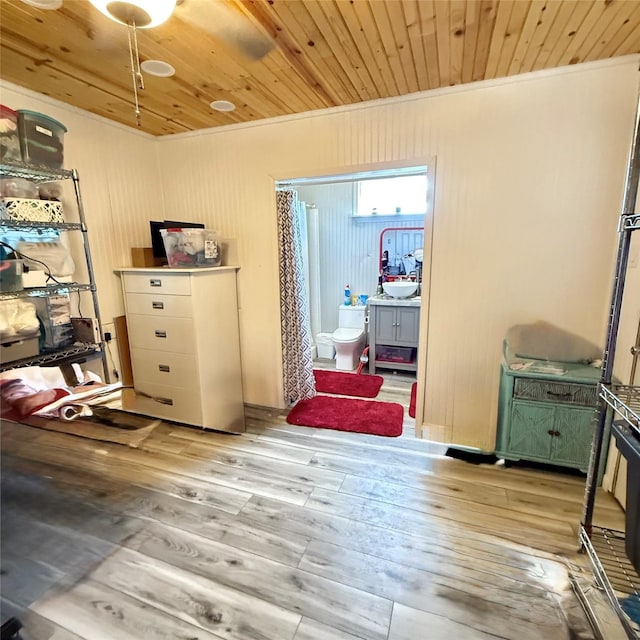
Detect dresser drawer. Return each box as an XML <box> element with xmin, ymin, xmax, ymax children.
<box><xmin>513</xmin><ymin>378</ymin><xmax>597</xmax><ymax>407</ymax></box>
<box><xmin>131</xmin><ymin>348</ymin><xmax>197</xmax><ymax>386</ymax></box>
<box><xmin>125</xmin><ymin>292</ymin><xmax>193</xmax><ymax>319</ymax></box>
<box><xmin>126</xmin><ymin>382</ymin><xmax>202</xmax><ymax>425</ymax></box>
<box><xmin>127</xmin><ymin>314</ymin><xmax>195</xmax><ymax>354</ymax></box>
<box><xmin>123</xmin><ymin>272</ymin><xmax>191</xmax><ymax>296</ymax></box>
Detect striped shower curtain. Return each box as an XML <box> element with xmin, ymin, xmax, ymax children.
<box><xmin>276</xmin><ymin>189</ymin><xmax>316</xmax><ymax>405</ymax></box>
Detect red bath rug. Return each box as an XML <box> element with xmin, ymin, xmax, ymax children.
<box><xmin>409</xmin><ymin>382</ymin><xmax>417</xmax><ymax>418</ymax></box>
<box><xmin>286</xmin><ymin>395</ymin><xmax>403</xmax><ymax>437</ymax></box>
<box><xmin>313</xmin><ymin>369</ymin><xmax>384</xmax><ymax>399</ymax></box>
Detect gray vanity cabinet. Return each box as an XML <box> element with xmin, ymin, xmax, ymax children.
<box><xmin>368</xmin><ymin>301</ymin><xmax>420</xmax><ymax>373</ymax></box>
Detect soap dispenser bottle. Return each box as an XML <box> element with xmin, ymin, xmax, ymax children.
<box><xmin>344</xmin><ymin>284</ymin><xmax>351</xmax><ymax>306</ymax></box>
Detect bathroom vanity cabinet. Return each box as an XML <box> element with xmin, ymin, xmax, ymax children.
<box><xmin>117</xmin><ymin>266</ymin><xmax>245</xmax><ymax>433</ymax></box>
<box><xmin>368</xmin><ymin>297</ymin><xmax>420</xmax><ymax>374</ymax></box>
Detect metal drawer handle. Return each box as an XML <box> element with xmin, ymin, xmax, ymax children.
<box><xmin>546</xmin><ymin>391</ymin><xmax>572</xmax><ymax>399</ymax></box>
<box><xmin>154</xmin><ymin>397</ymin><xmax>174</xmax><ymax>406</ymax></box>
<box><xmin>158</xmin><ymin>364</ymin><xmax>170</xmax><ymax>373</ymax></box>
<box><xmin>149</xmin><ymin>278</ymin><xmax>162</xmax><ymax>287</ymax></box>
<box><xmin>154</xmin><ymin>330</ymin><xmax>167</xmax><ymax>338</ymax></box>
<box><xmin>152</xmin><ymin>301</ymin><xmax>164</xmax><ymax>310</ymax></box>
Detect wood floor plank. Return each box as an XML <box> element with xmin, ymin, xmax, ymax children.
<box><xmin>293</xmin><ymin>617</ymin><xmax>367</xmax><ymax>640</ymax></box>
<box><xmin>32</xmin><ymin>579</ymin><xmax>227</xmax><ymax>640</ymax></box>
<box><xmin>298</xmin><ymin>540</ymin><xmax>571</xmax><ymax>640</ymax></box>
<box><xmin>0</xmin><ymin>599</ymin><xmax>84</xmax><ymax>640</ymax></box>
<box><xmin>2</xmin><ymin>455</ymin><xmax>310</xmax><ymax>568</ymax></box>
<box><xmin>1</xmin><ymin>413</ymin><xmax>604</xmax><ymax>640</ymax></box>
<box><xmin>388</xmin><ymin>602</ymin><xmax>508</xmax><ymax>640</ymax></box>
<box><xmin>306</xmin><ymin>487</ymin><xmax>577</xmax><ymax>553</ymax></box>
<box><xmin>308</xmin><ymin>450</ymin><xmax>589</xmax><ymax>504</ymax></box>
<box><xmin>337</xmin><ymin>475</ymin><xmax>583</xmax><ymax>533</ymax></box>
<box><xmin>239</xmin><ymin>496</ymin><xmax>574</xmax><ymax>584</ymax></box>
<box><xmin>182</xmin><ymin>441</ymin><xmax>346</xmax><ymax>490</ymax></box>
<box><xmin>165</xmin><ymin>428</ymin><xmax>317</xmax><ymax>464</ymax></box>
<box><xmin>3</xmin><ymin>435</ymin><xmax>261</xmax><ymax>512</ymax></box>
<box><xmin>90</xmin><ymin>547</ymin><xmax>303</xmax><ymax>640</ymax></box>
<box><xmin>119</xmin><ymin>521</ymin><xmax>392</xmax><ymax>640</ymax></box>
<box><xmin>308</xmin><ymin>451</ymin><xmax>510</xmax><ymax>505</ymax></box>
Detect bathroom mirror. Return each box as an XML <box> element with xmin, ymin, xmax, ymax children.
<box><xmin>379</xmin><ymin>227</ymin><xmax>424</xmax><ymax>277</ymax></box>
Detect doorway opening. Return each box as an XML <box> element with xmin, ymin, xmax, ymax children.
<box><xmin>275</xmin><ymin>162</ymin><xmax>435</xmax><ymax>436</ymax></box>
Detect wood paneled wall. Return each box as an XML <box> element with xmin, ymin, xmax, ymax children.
<box><xmin>2</xmin><ymin>57</ymin><xmax>638</xmax><ymax>450</ymax></box>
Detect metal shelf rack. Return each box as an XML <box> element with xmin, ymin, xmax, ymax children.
<box><xmin>0</xmin><ymin>161</ymin><xmax>109</xmax><ymax>382</ymax></box>
<box><xmin>580</xmin><ymin>90</ymin><xmax>640</xmax><ymax>638</ymax></box>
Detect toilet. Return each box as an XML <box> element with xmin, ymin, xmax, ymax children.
<box><xmin>332</xmin><ymin>304</ymin><xmax>367</xmax><ymax>371</ymax></box>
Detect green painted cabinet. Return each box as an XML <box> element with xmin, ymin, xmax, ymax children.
<box><xmin>496</xmin><ymin>362</ymin><xmax>605</xmax><ymax>473</ymax></box>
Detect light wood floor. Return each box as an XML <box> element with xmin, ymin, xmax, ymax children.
<box><xmin>0</xmin><ymin>398</ymin><xmax>625</xmax><ymax>640</ymax></box>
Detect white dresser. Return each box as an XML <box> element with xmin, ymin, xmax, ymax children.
<box><xmin>117</xmin><ymin>266</ymin><xmax>245</xmax><ymax>433</ymax></box>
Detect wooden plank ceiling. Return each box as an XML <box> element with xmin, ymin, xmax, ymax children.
<box><xmin>1</xmin><ymin>0</ymin><xmax>639</xmax><ymax>137</ymax></box>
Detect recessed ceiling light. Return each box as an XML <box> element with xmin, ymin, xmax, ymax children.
<box><xmin>210</xmin><ymin>100</ymin><xmax>236</xmax><ymax>112</ymax></box>
<box><xmin>20</xmin><ymin>0</ymin><xmax>62</xmax><ymax>8</ymax></box>
<box><xmin>141</xmin><ymin>60</ymin><xmax>175</xmax><ymax>77</ymax></box>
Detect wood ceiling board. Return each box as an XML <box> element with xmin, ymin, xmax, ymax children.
<box><xmin>304</xmin><ymin>0</ymin><xmax>376</xmax><ymax>101</ymax></box>
<box><xmin>0</xmin><ymin>45</ymin><xmax>185</xmax><ymax>136</ymax></box>
<box><xmin>472</xmin><ymin>1</ymin><xmax>499</xmax><ymax>82</ymax></box>
<box><xmin>552</xmin><ymin>0</ymin><xmax>614</xmax><ymax>67</ymax></box>
<box><xmin>573</xmin><ymin>0</ymin><xmax>630</xmax><ymax>63</ymax></box>
<box><xmin>494</xmin><ymin>0</ymin><xmax>531</xmax><ymax>78</ymax></box>
<box><xmin>531</xmin><ymin>0</ymin><xmax>589</xmax><ymax>71</ymax></box>
<box><xmin>350</xmin><ymin>0</ymin><xmax>401</xmax><ymax>96</ymax></box>
<box><xmin>461</xmin><ymin>0</ymin><xmax>483</xmax><ymax>84</ymax></box>
<box><xmin>434</xmin><ymin>0</ymin><xmax>452</xmax><ymax>87</ymax></box>
<box><xmin>403</xmin><ymin>0</ymin><xmax>433</xmax><ymax>91</ymax></box>
<box><xmin>384</xmin><ymin>1</ymin><xmax>420</xmax><ymax>94</ymax></box>
<box><xmin>507</xmin><ymin>0</ymin><xmax>549</xmax><ymax>76</ymax></box>
<box><xmin>448</xmin><ymin>0</ymin><xmax>467</xmax><ymax>87</ymax></box>
<box><xmin>518</xmin><ymin>0</ymin><xmax>564</xmax><ymax>74</ymax></box>
<box><xmin>268</xmin><ymin>0</ymin><xmax>361</xmax><ymax>104</ymax></box>
<box><xmin>368</xmin><ymin>1</ymin><xmax>411</xmax><ymax>96</ymax></box>
<box><xmin>484</xmin><ymin>0</ymin><xmax>515</xmax><ymax>79</ymax></box>
<box><xmin>238</xmin><ymin>0</ymin><xmax>338</xmax><ymax>108</ymax></box>
<box><xmin>1</xmin><ymin>0</ymin><xmax>639</xmax><ymax>135</ymax></box>
<box><xmin>334</xmin><ymin>0</ymin><xmax>390</xmax><ymax>97</ymax></box>
<box><xmin>0</xmin><ymin>28</ymin><xmax>221</xmax><ymax>131</ymax></box>
<box><xmin>584</xmin><ymin>1</ymin><xmax>640</xmax><ymax>62</ymax></box>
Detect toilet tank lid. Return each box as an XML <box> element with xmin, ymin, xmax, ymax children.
<box><xmin>333</xmin><ymin>327</ymin><xmax>364</xmax><ymax>341</ymax></box>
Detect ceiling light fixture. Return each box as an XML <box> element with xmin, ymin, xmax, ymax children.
<box><xmin>20</xmin><ymin>0</ymin><xmax>62</xmax><ymax>7</ymax></box>
<box><xmin>87</xmin><ymin>1</ymin><xmax>177</xmax><ymax>127</ymax></box>
<box><xmin>140</xmin><ymin>60</ymin><xmax>176</xmax><ymax>78</ymax></box>
<box><xmin>87</xmin><ymin>0</ymin><xmax>176</xmax><ymax>29</ymax></box>
<box><xmin>210</xmin><ymin>100</ymin><xmax>236</xmax><ymax>113</ymax></box>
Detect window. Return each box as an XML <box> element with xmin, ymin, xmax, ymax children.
<box><xmin>355</xmin><ymin>174</ymin><xmax>427</xmax><ymax>218</ymax></box>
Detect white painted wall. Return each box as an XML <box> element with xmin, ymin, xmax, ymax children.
<box><xmin>156</xmin><ymin>58</ymin><xmax>638</xmax><ymax>449</ymax></box>
<box><xmin>2</xmin><ymin>56</ymin><xmax>638</xmax><ymax>450</ymax></box>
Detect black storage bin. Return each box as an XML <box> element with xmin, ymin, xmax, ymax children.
<box><xmin>611</xmin><ymin>421</ymin><xmax>640</xmax><ymax>573</ymax></box>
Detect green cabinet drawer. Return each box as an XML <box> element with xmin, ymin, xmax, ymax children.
<box><xmin>513</xmin><ymin>378</ymin><xmax>597</xmax><ymax>407</ymax></box>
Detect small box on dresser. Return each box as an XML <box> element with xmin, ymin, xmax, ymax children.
<box><xmin>116</xmin><ymin>266</ymin><xmax>245</xmax><ymax>433</ymax></box>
